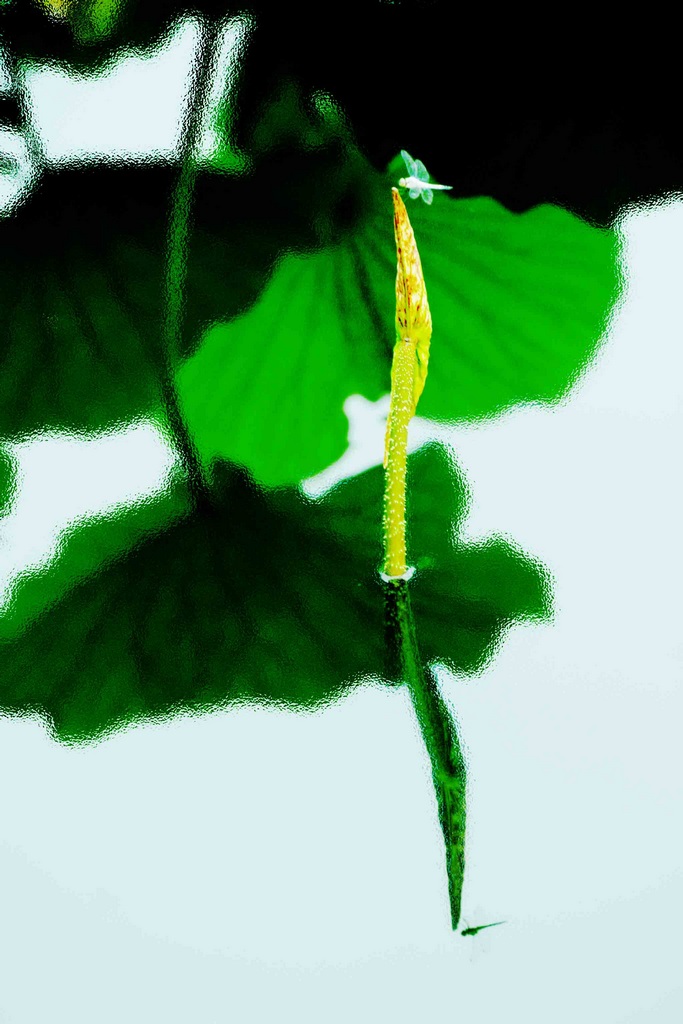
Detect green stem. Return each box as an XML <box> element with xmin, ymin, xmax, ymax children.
<box><xmin>383</xmin><ymin>576</ymin><xmax>467</xmax><ymax>930</ymax></box>
<box><xmin>162</xmin><ymin>15</ymin><xmax>219</xmax><ymax>512</ymax></box>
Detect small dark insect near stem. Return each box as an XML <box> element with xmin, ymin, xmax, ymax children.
<box><xmin>460</xmin><ymin>921</ymin><xmax>506</xmax><ymax>937</ymax></box>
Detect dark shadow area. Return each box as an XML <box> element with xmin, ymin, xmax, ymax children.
<box><xmin>3</xmin><ymin>3</ymin><xmax>681</xmax><ymax>225</ymax></box>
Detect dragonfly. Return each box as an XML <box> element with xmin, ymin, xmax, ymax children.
<box><xmin>460</xmin><ymin>920</ymin><xmax>506</xmax><ymax>937</ymax></box>
<box><xmin>398</xmin><ymin>150</ymin><xmax>452</xmax><ymax>205</ymax></box>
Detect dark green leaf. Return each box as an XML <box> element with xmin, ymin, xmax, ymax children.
<box><xmin>0</xmin><ymin>442</ymin><xmax>15</xmax><ymax>511</ymax></box>
<box><xmin>0</xmin><ymin>154</ymin><xmax>345</xmax><ymax>438</ymax></box>
<box><xmin>0</xmin><ymin>456</ymin><xmax>189</xmax><ymax>641</ymax></box>
<box><xmin>0</xmin><ymin>444</ymin><xmax>550</xmax><ymax>744</ymax></box>
<box><xmin>0</xmin><ymin>167</ymin><xmax>171</xmax><ymax>436</ymax></box>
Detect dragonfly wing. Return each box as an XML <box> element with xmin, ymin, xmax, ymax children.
<box><xmin>409</xmin><ymin>187</ymin><xmax>421</xmax><ymax>200</ymax></box>
<box><xmin>421</xmin><ymin>187</ymin><xmax>434</xmax><ymax>205</ymax></box>
<box><xmin>401</xmin><ymin>149</ymin><xmax>418</xmax><ymax>176</ymax></box>
<box><xmin>414</xmin><ymin>158</ymin><xmax>429</xmax><ymax>182</ymax></box>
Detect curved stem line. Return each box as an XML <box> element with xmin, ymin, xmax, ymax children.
<box><xmin>162</xmin><ymin>14</ymin><xmax>219</xmax><ymax>512</ymax></box>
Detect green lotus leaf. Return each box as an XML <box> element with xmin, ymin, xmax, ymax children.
<box><xmin>176</xmin><ymin>154</ymin><xmax>621</xmax><ymax>486</ymax></box>
<box><xmin>0</xmin><ymin>147</ymin><xmax>620</xmax><ymax>491</ymax></box>
<box><xmin>0</xmin><ymin>444</ymin><xmax>550</xmax><ymax>744</ymax></box>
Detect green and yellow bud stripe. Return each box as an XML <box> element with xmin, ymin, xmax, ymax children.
<box><xmin>382</xmin><ymin>187</ymin><xmax>432</xmax><ymax>578</ymax></box>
